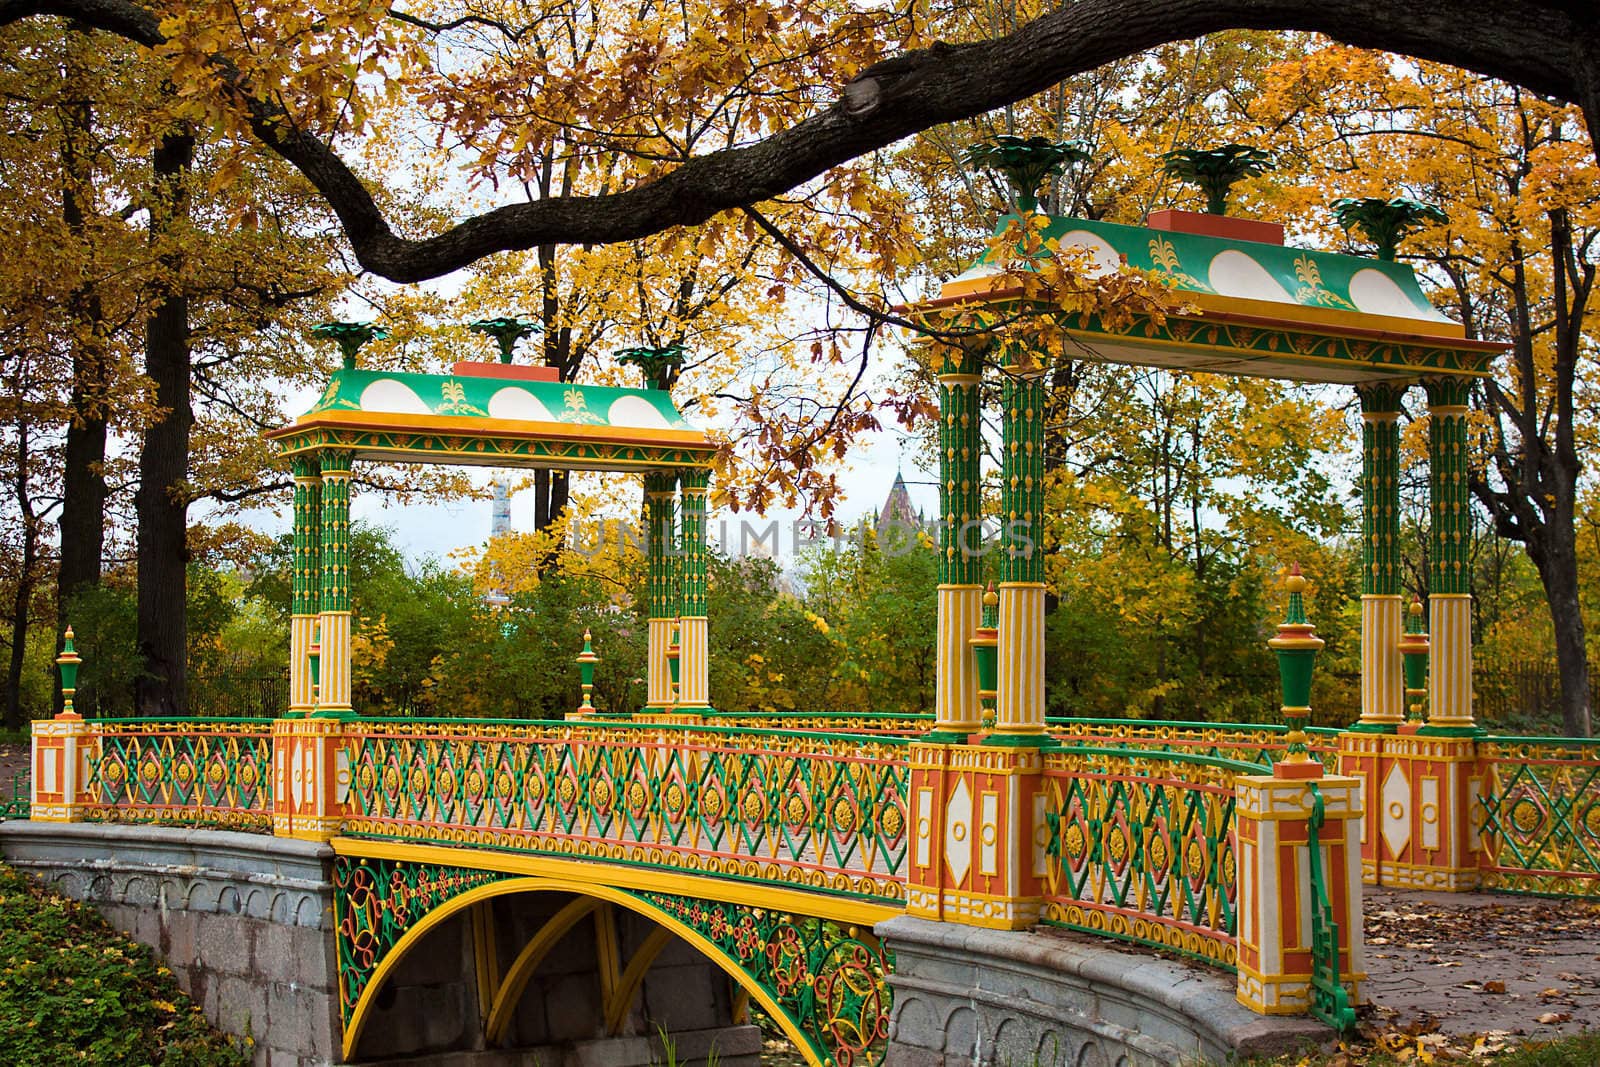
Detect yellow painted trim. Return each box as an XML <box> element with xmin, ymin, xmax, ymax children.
<box><xmin>731</xmin><ymin>985</ymin><xmax>750</xmax><ymax>1024</ymax></box>
<box><xmin>485</xmin><ymin>897</ymin><xmax>598</xmax><ymax>1045</ymax></box>
<box><xmin>330</xmin><ymin>837</ymin><xmax>899</xmax><ymax>928</ymax></box>
<box><xmin>471</xmin><ymin>901</ymin><xmax>500</xmax><ymax>1025</ymax></box>
<box><xmin>605</xmin><ymin>925</ymin><xmax>675</xmax><ymax>1033</ymax></box>
<box><xmin>595</xmin><ymin>903</ymin><xmax>622</xmax><ymax>1023</ymax></box>
<box><xmin>340</xmin><ymin>874</ymin><xmax>827</xmax><ymax>1067</ymax></box>
<box><xmin>268</xmin><ymin>410</ymin><xmax>713</xmax><ymax>448</ymax></box>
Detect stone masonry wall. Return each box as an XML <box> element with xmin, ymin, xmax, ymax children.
<box><xmin>0</xmin><ymin>821</ymin><xmax>339</xmax><ymax>1067</ymax></box>
<box><xmin>877</xmin><ymin>916</ymin><xmax>1326</xmax><ymax>1067</ymax></box>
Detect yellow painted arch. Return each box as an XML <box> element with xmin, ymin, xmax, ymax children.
<box><xmin>340</xmin><ymin>876</ymin><xmax>826</xmax><ymax>1066</ymax></box>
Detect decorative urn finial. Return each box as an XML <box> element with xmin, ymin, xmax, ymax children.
<box><xmin>617</xmin><ymin>344</ymin><xmax>687</xmax><ymax>391</ymax></box>
<box><xmin>575</xmin><ymin>628</ymin><xmax>601</xmax><ymax>715</ymax></box>
<box><xmin>468</xmin><ymin>316</ymin><xmax>541</xmax><ymax>364</ymax></box>
<box><xmin>312</xmin><ymin>321</ymin><xmax>389</xmax><ymax>370</ymax></box>
<box><xmin>1267</xmin><ymin>564</ymin><xmax>1325</xmax><ymax>777</ymax></box>
<box><xmin>1397</xmin><ymin>599</ymin><xmax>1431</xmax><ymax>724</ymax></box>
<box><xmin>1331</xmin><ymin>196</ymin><xmax>1448</xmax><ymax>260</ymax></box>
<box><xmin>56</xmin><ymin>626</ymin><xmax>83</xmax><ymax>719</ymax></box>
<box><xmin>965</xmin><ymin>135</ymin><xmax>1092</xmax><ymax>213</ymax></box>
<box><xmin>1161</xmin><ymin>144</ymin><xmax>1276</xmax><ymax>216</ymax></box>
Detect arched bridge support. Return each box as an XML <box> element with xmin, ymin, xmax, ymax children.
<box><xmin>333</xmin><ymin>841</ymin><xmax>896</xmax><ymax>1066</ymax></box>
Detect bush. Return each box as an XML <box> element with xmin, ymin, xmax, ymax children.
<box><xmin>0</xmin><ymin>863</ymin><xmax>249</xmax><ymax>1065</ymax></box>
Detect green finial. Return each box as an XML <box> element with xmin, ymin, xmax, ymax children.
<box><xmin>617</xmin><ymin>344</ymin><xmax>686</xmax><ymax>390</ymax></box>
<box><xmin>56</xmin><ymin>626</ymin><xmax>82</xmax><ymax>717</ymax></box>
<box><xmin>1268</xmin><ymin>565</ymin><xmax>1324</xmax><ymax>771</ymax></box>
<box><xmin>964</xmin><ymin>135</ymin><xmax>1093</xmax><ymax>213</ymax></box>
<box><xmin>312</xmin><ymin>321</ymin><xmax>389</xmax><ymax>370</ymax></box>
<box><xmin>468</xmin><ymin>316</ymin><xmax>541</xmax><ymax>363</ymax></box>
<box><xmin>1160</xmin><ymin>144</ymin><xmax>1276</xmax><ymax>215</ymax></box>
<box><xmin>576</xmin><ymin>628</ymin><xmax>600</xmax><ymax>713</ymax></box>
<box><xmin>981</xmin><ymin>582</ymin><xmax>998</xmax><ymax>629</ymax></box>
<box><xmin>1398</xmin><ymin>599</ymin><xmax>1430</xmax><ymax>723</ymax></box>
<box><xmin>1331</xmin><ymin>196</ymin><xmax>1448</xmax><ymax>260</ymax></box>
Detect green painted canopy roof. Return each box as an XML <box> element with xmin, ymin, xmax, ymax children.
<box><xmin>930</xmin><ymin>214</ymin><xmax>1503</xmax><ymax>385</ymax></box>
<box><xmin>267</xmin><ymin>368</ymin><xmax>716</xmax><ymax>472</ymax></box>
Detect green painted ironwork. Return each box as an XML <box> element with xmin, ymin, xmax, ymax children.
<box><xmin>291</xmin><ymin>454</ymin><xmax>322</xmax><ymax>618</ymax></box>
<box><xmin>644</xmin><ymin>472</ymin><xmax>678</xmax><ymax>623</ymax></box>
<box><xmin>1269</xmin><ymin>570</ymin><xmax>1324</xmax><ymax>763</ymax></box>
<box><xmin>343</xmin><ymin>721</ymin><xmax>910</xmax><ymax>904</ymax></box>
<box><xmin>1331</xmin><ymin>196</ymin><xmax>1448</xmax><ymax>261</ymax></box>
<box><xmin>468</xmin><ymin>316</ymin><xmax>540</xmax><ymax>362</ymax></box>
<box><xmin>1305</xmin><ymin>784</ymin><xmax>1357</xmax><ymax>1031</ymax></box>
<box><xmin>332</xmin><ymin>855</ymin><xmax>510</xmax><ymax>1028</ymax></box>
<box><xmin>1160</xmin><ymin>144</ymin><xmax>1275</xmax><ymax>216</ymax></box>
<box><xmin>965</xmin><ymin>135</ymin><xmax>1091</xmax><ymax>213</ymax></box>
<box><xmin>330</xmin><ymin>854</ymin><xmax>893</xmax><ymax>1067</ymax></box>
<box><xmin>1039</xmin><ymin>745</ymin><xmax>1250</xmax><ymax>969</ymax></box>
<box><xmin>312</xmin><ymin>321</ymin><xmax>389</xmax><ymax>370</ymax></box>
<box><xmin>1046</xmin><ymin>718</ymin><xmax>1341</xmax><ymax>773</ymax></box>
<box><xmin>1424</xmin><ymin>376</ymin><xmax>1474</xmax><ymax>595</ymax></box>
<box><xmin>0</xmin><ymin>773</ymin><xmax>29</xmax><ymax>819</ymax></box>
<box><xmin>679</xmin><ymin>469</ymin><xmax>709</xmax><ymax>620</ymax></box>
<box><xmin>641</xmin><ymin>890</ymin><xmax>893</xmax><ymax>1066</ymax></box>
<box><xmin>1356</xmin><ymin>383</ymin><xmax>1405</xmax><ymax>597</ymax></box>
<box><xmin>320</xmin><ymin>449</ymin><xmax>353</xmax><ymax>614</ymax></box>
<box><xmin>82</xmin><ymin>719</ymin><xmax>274</xmax><ymax>829</ymax></box>
<box><xmin>936</xmin><ymin>343</ymin><xmax>984</xmax><ymax>587</ymax></box>
<box><xmin>617</xmin><ymin>343</ymin><xmax>687</xmax><ymax>390</ymax></box>
<box><xmin>1478</xmin><ymin>736</ymin><xmax>1600</xmax><ymax>898</ymax></box>
<box><xmin>999</xmin><ymin>356</ymin><xmax>1045</xmax><ymax>586</ymax></box>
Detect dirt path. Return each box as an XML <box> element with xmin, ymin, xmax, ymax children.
<box><xmin>0</xmin><ymin>742</ymin><xmax>28</xmax><ymax>808</ymax></box>
<box><xmin>1362</xmin><ymin>887</ymin><xmax>1600</xmax><ymax>1041</ymax></box>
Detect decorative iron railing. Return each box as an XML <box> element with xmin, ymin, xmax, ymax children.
<box><xmin>705</xmin><ymin>711</ymin><xmax>933</xmax><ymax>736</ymax></box>
<box><xmin>1478</xmin><ymin>735</ymin><xmax>1600</xmax><ymax>898</ymax></box>
<box><xmin>1038</xmin><ymin>745</ymin><xmax>1249</xmax><ymax>969</ymax></box>
<box><xmin>1047</xmin><ymin>717</ymin><xmax>1341</xmax><ymax>773</ymax></box>
<box><xmin>81</xmin><ymin>718</ymin><xmax>275</xmax><ymax>830</ymax></box>
<box><xmin>343</xmin><ymin>719</ymin><xmax>911</xmax><ymax>904</ymax></box>
<box><xmin>1305</xmin><ymin>783</ymin><xmax>1357</xmax><ymax>1030</ymax></box>
<box><xmin>0</xmin><ymin>772</ymin><xmax>28</xmax><ymax>819</ymax></box>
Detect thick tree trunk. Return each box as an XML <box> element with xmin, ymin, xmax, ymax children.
<box><xmin>6</xmin><ymin>414</ymin><xmax>39</xmax><ymax>732</ymax></box>
<box><xmin>55</xmin><ymin>30</ymin><xmax>106</xmax><ymax>713</ymax></box>
<box><xmin>1532</xmin><ymin>533</ymin><xmax>1592</xmax><ymax>738</ymax></box>
<box><xmin>134</xmin><ymin>128</ymin><xmax>194</xmax><ymax>717</ymax></box>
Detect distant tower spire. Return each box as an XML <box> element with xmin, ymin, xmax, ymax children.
<box><xmin>491</xmin><ymin>478</ymin><xmax>512</xmax><ymax>537</ymax></box>
<box><xmin>877</xmin><ymin>468</ymin><xmax>919</xmax><ymax>536</ymax></box>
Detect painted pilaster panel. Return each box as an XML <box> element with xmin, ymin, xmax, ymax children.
<box><xmin>676</xmin><ymin>468</ymin><xmax>711</xmax><ymax>710</ymax></box>
<box><xmin>644</xmin><ymin>472</ymin><xmax>678</xmax><ymax>710</ymax></box>
<box><xmin>935</xmin><ymin>343</ymin><xmax>984</xmax><ymax>734</ymax></box>
<box><xmin>290</xmin><ymin>454</ymin><xmax>322</xmax><ymax>714</ymax></box>
<box><xmin>933</xmin><ymin>744</ymin><xmax>1045</xmax><ymax>928</ymax></box>
<box><xmin>994</xmin><ymin>352</ymin><xmax>1047</xmax><ymax>741</ymax></box>
<box><xmin>1424</xmin><ymin>377</ymin><xmax>1474</xmax><ymax>728</ymax></box>
<box><xmin>318</xmin><ymin>449</ymin><xmax>354</xmax><ymax>712</ymax></box>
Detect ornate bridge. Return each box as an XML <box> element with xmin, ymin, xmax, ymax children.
<box><xmin>19</xmin><ymin>707</ymin><xmax>1600</xmax><ymax>1065</ymax></box>
<box><xmin>14</xmin><ymin>208</ymin><xmax>1600</xmax><ymax>1065</ymax></box>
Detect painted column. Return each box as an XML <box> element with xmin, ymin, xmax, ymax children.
<box><xmin>676</xmin><ymin>467</ymin><xmax>711</xmax><ymax>711</ymax></box>
<box><xmin>1423</xmin><ymin>377</ymin><xmax>1474</xmax><ymax>730</ymax></box>
<box><xmin>289</xmin><ymin>454</ymin><xmax>322</xmax><ymax>715</ymax></box>
<box><xmin>644</xmin><ymin>472</ymin><xmax>678</xmax><ymax>712</ymax></box>
<box><xmin>993</xmin><ymin>351</ymin><xmax>1047</xmax><ymax>742</ymax></box>
<box><xmin>317</xmin><ymin>448</ymin><xmax>354</xmax><ymax>713</ymax></box>
<box><xmin>933</xmin><ymin>343</ymin><xmax>984</xmax><ymax>738</ymax></box>
<box><xmin>1355</xmin><ymin>382</ymin><xmax>1406</xmax><ymax>729</ymax></box>
<box><xmin>31</xmin><ymin>628</ymin><xmax>97</xmax><ymax>822</ymax></box>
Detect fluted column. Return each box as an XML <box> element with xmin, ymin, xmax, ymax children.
<box><xmin>289</xmin><ymin>454</ymin><xmax>322</xmax><ymax>715</ymax></box>
<box><xmin>644</xmin><ymin>472</ymin><xmax>678</xmax><ymax>710</ymax></box>
<box><xmin>1424</xmin><ymin>377</ymin><xmax>1474</xmax><ymax>729</ymax></box>
<box><xmin>993</xmin><ymin>350</ymin><xmax>1047</xmax><ymax>743</ymax></box>
<box><xmin>676</xmin><ymin>468</ymin><xmax>711</xmax><ymax>710</ymax></box>
<box><xmin>933</xmin><ymin>343</ymin><xmax>985</xmax><ymax>737</ymax></box>
<box><xmin>317</xmin><ymin>449</ymin><xmax>354</xmax><ymax>712</ymax></box>
<box><xmin>1355</xmin><ymin>382</ymin><xmax>1406</xmax><ymax>729</ymax></box>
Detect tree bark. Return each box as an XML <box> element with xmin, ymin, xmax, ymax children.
<box><xmin>134</xmin><ymin>127</ymin><xmax>194</xmax><ymax>716</ymax></box>
<box><xmin>55</xmin><ymin>26</ymin><xmax>107</xmax><ymax>713</ymax></box>
<box><xmin>0</xmin><ymin>0</ymin><xmax>1592</xmax><ymax>280</ymax></box>
<box><xmin>5</xmin><ymin>409</ymin><xmax>40</xmax><ymax>732</ymax></box>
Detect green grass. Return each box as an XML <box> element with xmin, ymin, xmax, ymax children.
<box><xmin>0</xmin><ymin>863</ymin><xmax>249</xmax><ymax>1065</ymax></box>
